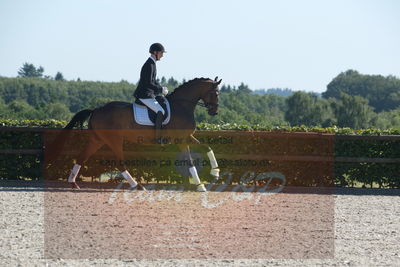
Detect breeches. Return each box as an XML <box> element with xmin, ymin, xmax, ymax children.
<box><xmin>139</xmin><ymin>98</ymin><xmax>165</xmax><ymax>115</ymax></box>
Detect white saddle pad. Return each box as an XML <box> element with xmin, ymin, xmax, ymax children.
<box><xmin>132</xmin><ymin>99</ymin><xmax>171</xmax><ymax>126</ymax></box>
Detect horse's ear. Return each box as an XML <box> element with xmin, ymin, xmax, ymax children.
<box><xmin>217</xmin><ymin>79</ymin><xmax>222</xmax><ymax>85</ymax></box>
<box><xmin>214</xmin><ymin>76</ymin><xmax>218</xmax><ymax>82</ymax></box>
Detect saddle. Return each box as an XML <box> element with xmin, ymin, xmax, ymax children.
<box><xmin>133</xmin><ymin>96</ymin><xmax>171</xmax><ymax>126</ymax></box>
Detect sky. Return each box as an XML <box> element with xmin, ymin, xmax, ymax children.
<box><xmin>0</xmin><ymin>0</ymin><xmax>399</xmax><ymax>93</ymax></box>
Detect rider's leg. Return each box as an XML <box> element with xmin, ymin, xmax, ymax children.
<box><xmin>155</xmin><ymin>111</ymin><xmax>164</xmax><ymax>144</ymax></box>
<box><xmin>139</xmin><ymin>98</ymin><xmax>166</xmax><ymax>144</ymax></box>
<box><xmin>138</xmin><ymin>98</ymin><xmax>165</xmax><ymax>115</ymax></box>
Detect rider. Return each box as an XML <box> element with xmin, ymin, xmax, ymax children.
<box><xmin>134</xmin><ymin>43</ymin><xmax>168</xmax><ymax>144</ymax></box>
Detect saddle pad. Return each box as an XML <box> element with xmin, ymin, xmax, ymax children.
<box><xmin>133</xmin><ymin>99</ymin><xmax>171</xmax><ymax>126</ymax></box>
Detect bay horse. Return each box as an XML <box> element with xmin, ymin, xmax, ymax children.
<box><xmin>55</xmin><ymin>77</ymin><xmax>222</xmax><ymax>191</ymax></box>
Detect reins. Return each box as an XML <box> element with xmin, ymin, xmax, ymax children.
<box><xmin>169</xmin><ymin>84</ymin><xmax>219</xmax><ymax>109</ymax></box>
<box><xmin>170</xmin><ymin>98</ymin><xmax>211</xmax><ymax>108</ymax></box>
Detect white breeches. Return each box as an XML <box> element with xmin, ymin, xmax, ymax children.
<box><xmin>139</xmin><ymin>98</ymin><xmax>165</xmax><ymax>115</ymax></box>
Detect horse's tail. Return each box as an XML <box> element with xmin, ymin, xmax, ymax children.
<box><xmin>46</xmin><ymin>109</ymin><xmax>94</xmax><ymax>162</ymax></box>
<box><xmin>64</xmin><ymin>109</ymin><xmax>93</xmax><ymax>129</ymax></box>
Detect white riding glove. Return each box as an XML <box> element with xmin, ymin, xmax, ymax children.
<box><xmin>162</xmin><ymin>86</ymin><xmax>169</xmax><ymax>96</ymax></box>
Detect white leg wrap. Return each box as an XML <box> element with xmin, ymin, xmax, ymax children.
<box><xmin>68</xmin><ymin>164</ymin><xmax>81</xmax><ymax>183</ymax></box>
<box><xmin>207</xmin><ymin>150</ymin><xmax>218</xmax><ymax>169</ymax></box>
<box><xmin>121</xmin><ymin>170</ymin><xmax>138</xmax><ymax>188</ymax></box>
<box><xmin>210</xmin><ymin>168</ymin><xmax>220</xmax><ymax>177</ymax></box>
<box><xmin>189</xmin><ymin>166</ymin><xmax>201</xmax><ymax>185</ymax></box>
<box><xmin>207</xmin><ymin>150</ymin><xmax>219</xmax><ymax>177</ymax></box>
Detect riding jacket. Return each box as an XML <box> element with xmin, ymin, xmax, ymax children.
<box><xmin>134</xmin><ymin>56</ymin><xmax>163</xmax><ymax>99</ymax></box>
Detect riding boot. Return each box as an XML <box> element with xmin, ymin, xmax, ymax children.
<box><xmin>155</xmin><ymin>111</ymin><xmax>164</xmax><ymax>145</ymax></box>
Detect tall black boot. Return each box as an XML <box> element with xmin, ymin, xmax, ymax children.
<box><xmin>155</xmin><ymin>111</ymin><xmax>164</xmax><ymax>145</ymax></box>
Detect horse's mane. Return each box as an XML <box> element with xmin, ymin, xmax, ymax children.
<box><xmin>169</xmin><ymin>77</ymin><xmax>212</xmax><ymax>96</ymax></box>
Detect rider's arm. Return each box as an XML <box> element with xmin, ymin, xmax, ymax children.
<box><xmin>141</xmin><ymin>62</ymin><xmax>163</xmax><ymax>94</ymax></box>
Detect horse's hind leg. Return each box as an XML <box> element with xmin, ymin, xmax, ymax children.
<box><xmin>100</xmin><ymin>133</ymin><xmax>146</xmax><ymax>191</ymax></box>
<box><xmin>178</xmin><ymin>144</ymin><xmax>207</xmax><ymax>192</ymax></box>
<box><xmin>67</xmin><ymin>134</ymin><xmax>103</xmax><ymax>189</ymax></box>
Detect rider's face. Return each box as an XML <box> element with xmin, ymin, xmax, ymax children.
<box><xmin>154</xmin><ymin>51</ymin><xmax>164</xmax><ymax>61</ymax></box>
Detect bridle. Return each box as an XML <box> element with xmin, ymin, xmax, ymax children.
<box><xmin>198</xmin><ymin>85</ymin><xmax>219</xmax><ymax>109</ymax></box>
<box><xmin>172</xmin><ymin>82</ymin><xmax>219</xmax><ymax>110</ymax></box>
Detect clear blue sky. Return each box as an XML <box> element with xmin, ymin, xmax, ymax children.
<box><xmin>1</xmin><ymin>0</ymin><xmax>399</xmax><ymax>92</ymax></box>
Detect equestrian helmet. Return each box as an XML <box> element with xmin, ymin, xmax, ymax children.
<box><xmin>149</xmin><ymin>43</ymin><xmax>166</xmax><ymax>53</ymax></box>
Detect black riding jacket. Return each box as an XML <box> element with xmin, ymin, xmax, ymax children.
<box><xmin>134</xmin><ymin>57</ymin><xmax>163</xmax><ymax>99</ymax></box>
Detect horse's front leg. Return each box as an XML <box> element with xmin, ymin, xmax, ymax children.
<box><xmin>189</xmin><ymin>135</ymin><xmax>220</xmax><ymax>181</ymax></box>
<box><xmin>177</xmin><ymin>143</ymin><xmax>207</xmax><ymax>192</ymax></box>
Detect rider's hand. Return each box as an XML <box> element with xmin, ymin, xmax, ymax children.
<box><xmin>162</xmin><ymin>86</ymin><xmax>168</xmax><ymax>96</ymax></box>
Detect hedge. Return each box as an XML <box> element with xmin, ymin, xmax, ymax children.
<box><xmin>0</xmin><ymin>120</ymin><xmax>399</xmax><ymax>188</ymax></box>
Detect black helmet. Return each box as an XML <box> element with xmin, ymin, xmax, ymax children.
<box><xmin>149</xmin><ymin>43</ymin><xmax>166</xmax><ymax>53</ymax></box>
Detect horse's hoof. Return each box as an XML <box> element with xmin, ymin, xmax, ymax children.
<box><xmin>196</xmin><ymin>184</ymin><xmax>207</xmax><ymax>192</ymax></box>
<box><xmin>136</xmin><ymin>184</ymin><xmax>147</xmax><ymax>191</ymax></box>
<box><xmin>70</xmin><ymin>182</ymin><xmax>80</xmax><ymax>189</ymax></box>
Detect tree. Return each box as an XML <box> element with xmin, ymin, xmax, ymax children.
<box><xmin>323</xmin><ymin>69</ymin><xmax>400</xmax><ymax>112</ymax></box>
<box><xmin>17</xmin><ymin>63</ymin><xmax>44</xmax><ymax>78</ymax></box>
<box><xmin>332</xmin><ymin>93</ymin><xmax>374</xmax><ymax>128</ymax></box>
<box><xmin>160</xmin><ymin>76</ymin><xmax>167</xmax><ymax>86</ymax></box>
<box><xmin>237</xmin><ymin>82</ymin><xmax>251</xmax><ymax>94</ymax></box>
<box><xmin>40</xmin><ymin>103</ymin><xmax>72</xmax><ymax>120</ymax></box>
<box><xmin>253</xmin><ymin>88</ymin><xmax>294</xmax><ymax>97</ymax></box>
<box><xmin>88</xmin><ymin>97</ymin><xmax>114</xmax><ymax>109</ymax></box>
<box><xmin>167</xmin><ymin>77</ymin><xmax>179</xmax><ymax>87</ymax></box>
<box><xmin>0</xmin><ymin>99</ymin><xmax>8</xmax><ymax>119</ymax></box>
<box><xmin>55</xmin><ymin>72</ymin><xmax>65</xmax><ymax>81</ymax></box>
<box><xmin>285</xmin><ymin>92</ymin><xmax>333</xmax><ymax>126</ymax></box>
<box><xmin>220</xmin><ymin>85</ymin><xmax>232</xmax><ymax>93</ymax></box>
<box><xmin>372</xmin><ymin>108</ymin><xmax>400</xmax><ymax>129</ymax></box>
<box><xmin>6</xmin><ymin>100</ymin><xmax>40</xmax><ymax>119</ymax></box>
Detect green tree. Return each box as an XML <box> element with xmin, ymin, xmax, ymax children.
<box><xmin>40</xmin><ymin>102</ymin><xmax>72</xmax><ymax>120</ymax></box>
<box><xmin>6</xmin><ymin>100</ymin><xmax>40</xmax><ymax>119</ymax></box>
<box><xmin>220</xmin><ymin>85</ymin><xmax>233</xmax><ymax>93</ymax></box>
<box><xmin>17</xmin><ymin>63</ymin><xmax>44</xmax><ymax>78</ymax></box>
<box><xmin>370</xmin><ymin>108</ymin><xmax>400</xmax><ymax>129</ymax></box>
<box><xmin>237</xmin><ymin>82</ymin><xmax>251</xmax><ymax>94</ymax></box>
<box><xmin>323</xmin><ymin>70</ymin><xmax>400</xmax><ymax>112</ymax></box>
<box><xmin>160</xmin><ymin>76</ymin><xmax>167</xmax><ymax>86</ymax></box>
<box><xmin>285</xmin><ymin>92</ymin><xmax>333</xmax><ymax>126</ymax></box>
<box><xmin>0</xmin><ymin>99</ymin><xmax>8</xmax><ymax>119</ymax></box>
<box><xmin>167</xmin><ymin>77</ymin><xmax>179</xmax><ymax>87</ymax></box>
<box><xmin>55</xmin><ymin>72</ymin><xmax>65</xmax><ymax>81</ymax></box>
<box><xmin>332</xmin><ymin>93</ymin><xmax>374</xmax><ymax>128</ymax></box>
<box><xmin>88</xmin><ymin>97</ymin><xmax>114</xmax><ymax>109</ymax></box>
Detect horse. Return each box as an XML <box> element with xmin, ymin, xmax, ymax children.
<box><xmin>51</xmin><ymin>77</ymin><xmax>222</xmax><ymax>192</ymax></box>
